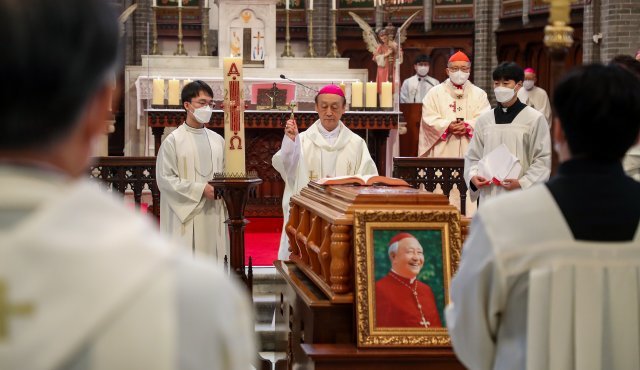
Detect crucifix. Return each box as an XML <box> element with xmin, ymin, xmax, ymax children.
<box><xmin>266</xmin><ymin>82</ymin><xmax>283</xmax><ymax>109</ymax></box>
<box><xmin>252</xmin><ymin>31</ymin><xmax>264</xmax><ymax>59</ymax></box>
<box><xmin>449</xmin><ymin>101</ymin><xmax>457</xmax><ymax>114</ymax></box>
<box><xmin>0</xmin><ymin>279</ymin><xmax>34</xmax><ymax>341</ymax></box>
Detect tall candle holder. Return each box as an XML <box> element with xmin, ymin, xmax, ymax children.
<box><xmin>174</xmin><ymin>6</ymin><xmax>188</xmax><ymax>56</ymax></box>
<box><xmin>281</xmin><ymin>9</ymin><xmax>295</xmax><ymax>57</ymax></box>
<box><xmin>151</xmin><ymin>6</ymin><xmax>162</xmax><ymax>55</ymax></box>
<box><xmin>326</xmin><ymin>9</ymin><xmax>340</xmax><ymax>57</ymax></box>
<box><xmin>305</xmin><ymin>9</ymin><xmax>316</xmax><ymax>58</ymax></box>
<box><xmin>199</xmin><ymin>2</ymin><xmax>210</xmax><ymax>56</ymax></box>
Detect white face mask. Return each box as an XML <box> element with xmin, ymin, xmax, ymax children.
<box><xmin>449</xmin><ymin>71</ymin><xmax>470</xmax><ymax>86</ymax></box>
<box><xmin>523</xmin><ymin>80</ymin><xmax>535</xmax><ymax>90</ymax></box>
<box><xmin>494</xmin><ymin>86</ymin><xmax>516</xmax><ymax>103</ymax></box>
<box><xmin>191</xmin><ymin>105</ymin><xmax>213</xmax><ymax>124</ymax></box>
<box><xmin>416</xmin><ymin>66</ymin><xmax>429</xmax><ymax>77</ymax></box>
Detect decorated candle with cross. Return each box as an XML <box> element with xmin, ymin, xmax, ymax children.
<box><xmin>223</xmin><ymin>57</ymin><xmax>245</xmax><ymax>175</ymax></box>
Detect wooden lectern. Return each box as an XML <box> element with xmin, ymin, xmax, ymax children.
<box><xmin>275</xmin><ymin>183</ymin><xmax>466</xmax><ymax>369</ymax></box>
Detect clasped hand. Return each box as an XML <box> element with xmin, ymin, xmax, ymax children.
<box><xmin>448</xmin><ymin>120</ymin><xmax>467</xmax><ymax>136</ymax></box>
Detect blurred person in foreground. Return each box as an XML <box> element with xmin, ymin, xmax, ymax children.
<box><xmin>0</xmin><ymin>1</ymin><xmax>255</xmax><ymax>369</ymax></box>
<box><xmin>446</xmin><ymin>64</ymin><xmax>640</xmax><ymax>370</ymax></box>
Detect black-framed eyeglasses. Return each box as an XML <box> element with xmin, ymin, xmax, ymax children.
<box><xmin>190</xmin><ymin>99</ymin><xmax>215</xmax><ymax>109</ymax></box>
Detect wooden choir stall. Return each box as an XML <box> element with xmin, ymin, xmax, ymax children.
<box><xmin>275</xmin><ymin>181</ymin><xmax>467</xmax><ymax>369</ymax></box>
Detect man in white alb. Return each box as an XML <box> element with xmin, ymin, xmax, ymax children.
<box><xmin>156</xmin><ymin>81</ymin><xmax>228</xmax><ymax>262</ymax></box>
<box><xmin>447</xmin><ymin>63</ymin><xmax>640</xmax><ymax>370</ymax></box>
<box><xmin>517</xmin><ymin>67</ymin><xmax>552</xmax><ymax>126</ymax></box>
<box><xmin>400</xmin><ymin>54</ymin><xmax>439</xmax><ymax>103</ymax></box>
<box><xmin>272</xmin><ymin>84</ymin><xmax>378</xmax><ymax>260</ymax></box>
<box><xmin>419</xmin><ymin>51</ymin><xmax>491</xmax><ymax>158</ymax></box>
<box><xmin>465</xmin><ymin>62</ymin><xmax>551</xmax><ymax>205</ymax></box>
<box><xmin>0</xmin><ymin>1</ymin><xmax>255</xmax><ymax>369</ymax></box>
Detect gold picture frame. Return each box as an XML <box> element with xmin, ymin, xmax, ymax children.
<box><xmin>354</xmin><ymin>209</ymin><xmax>462</xmax><ymax>347</ymax></box>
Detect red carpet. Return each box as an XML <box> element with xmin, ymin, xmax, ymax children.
<box><xmin>245</xmin><ymin>217</ymin><xmax>282</xmax><ymax>267</ymax></box>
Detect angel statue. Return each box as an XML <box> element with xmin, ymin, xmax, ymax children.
<box><xmin>349</xmin><ymin>10</ymin><xmax>421</xmax><ymax>93</ymax></box>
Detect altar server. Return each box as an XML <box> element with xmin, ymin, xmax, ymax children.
<box><xmin>0</xmin><ymin>1</ymin><xmax>255</xmax><ymax>369</ymax></box>
<box><xmin>400</xmin><ymin>54</ymin><xmax>439</xmax><ymax>103</ymax></box>
<box><xmin>419</xmin><ymin>51</ymin><xmax>491</xmax><ymax>158</ymax></box>
<box><xmin>156</xmin><ymin>81</ymin><xmax>228</xmax><ymax>262</ymax></box>
<box><xmin>272</xmin><ymin>85</ymin><xmax>378</xmax><ymax>259</ymax></box>
<box><xmin>517</xmin><ymin>67</ymin><xmax>552</xmax><ymax>126</ymax></box>
<box><xmin>447</xmin><ymin>64</ymin><xmax>640</xmax><ymax>370</ymax></box>
<box><xmin>464</xmin><ymin>62</ymin><xmax>551</xmax><ymax>205</ymax></box>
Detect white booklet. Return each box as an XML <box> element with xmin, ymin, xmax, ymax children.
<box><xmin>477</xmin><ymin>143</ymin><xmax>522</xmax><ymax>183</ymax></box>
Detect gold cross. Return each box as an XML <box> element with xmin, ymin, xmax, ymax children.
<box><xmin>0</xmin><ymin>279</ymin><xmax>35</xmax><ymax>341</ymax></box>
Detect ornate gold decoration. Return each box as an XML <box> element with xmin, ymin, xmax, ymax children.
<box><xmin>0</xmin><ymin>280</ymin><xmax>35</xmax><ymax>341</ymax></box>
<box><xmin>241</xmin><ymin>10</ymin><xmax>252</xmax><ymax>23</ymax></box>
<box><xmin>353</xmin><ymin>209</ymin><xmax>462</xmax><ymax>347</ymax></box>
<box><xmin>543</xmin><ymin>0</ymin><xmax>575</xmax><ymax>50</ymax></box>
<box><xmin>174</xmin><ymin>6</ymin><xmax>188</xmax><ymax>56</ymax></box>
<box><xmin>326</xmin><ymin>9</ymin><xmax>340</xmax><ymax>58</ymax></box>
<box><xmin>305</xmin><ymin>9</ymin><xmax>316</xmax><ymax>57</ymax></box>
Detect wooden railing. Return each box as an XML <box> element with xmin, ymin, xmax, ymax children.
<box><xmin>89</xmin><ymin>157</ymin><xmax>160</xmax><ymax>219</ymax></box>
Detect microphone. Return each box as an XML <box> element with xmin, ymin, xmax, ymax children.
<box><xmin>280</xmin><ymin>74</ymin><xmax>319</xmax><ymax>93</ymax></box>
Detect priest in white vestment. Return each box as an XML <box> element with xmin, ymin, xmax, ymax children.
<box><xmin>446</xmin><ymin>64</ymin><xmax>640</xmax><ymax>370</ymax></box>
<box><xmin>419</xmin><ymin>51</ymin><xmax>491</xmax><ymax>158</ymax></box>
<box><xmin>272</xmin><ymin>85</ymin><xmax>378</xmax><ymax>259</ymax></box>
<box><xmin>156</xmin><ymin>81</ymin><xmax>228</xmax><ymax>262</ymax></box>
<box><xmin>0</xmin><ymin>1</ymin><xmax>256</xmax><ymax>368</ymax></box>
<box><xmin>465</xmin><ymin>62</ymin><xmax>551</xmax><ymax>206</ymax></box>
<box><xmin>517</xmin><ymin>67</ymin><xmax>552</xmax><ymax>126</ymax></box>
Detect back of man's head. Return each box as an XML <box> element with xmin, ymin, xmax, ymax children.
<box><xmin>0</xmin><ymin>0</ymin><xmax>119</xmax><ymax>151</ymax></box>
<box><xmin>553</xmin><ymin>64</ymin><xmax>640</xmax><ymax>160</ymax></box>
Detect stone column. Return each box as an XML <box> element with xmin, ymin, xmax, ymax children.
<box><xmin>582</xmin><ymin>0</ymin><xmax>601</xmax><ymax>63</ymax></box>
<box><xmin>473</xmin><ymin>0</ymin><xmax>500</xmax><ymax>101</ymax></box>
<box><xmin>309</xmin><ymin>0</ymin><xmax>330</xmax><ymax>56</ymax></box>
<box><xmin>599</xmin><ymin>0</ymin><xmax>640</xmax><ymax>62</ymax></box>
<box><xmin>423</xmin><ymin>0</ymin><xmax>433</xmax><ymax>33</ymax></box>
<box><xmin>133</xmin><ymin>0</ymin><xmax>151</xmax><ymax>65</ymax></box>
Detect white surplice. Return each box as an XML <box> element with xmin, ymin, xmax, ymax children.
<box><xmin>400</xmin><ymin>74</ymin><xmax>439</xmax><ymax>104</ymax></box>
<box><xmin>464</xmin><ymin>106</ymin><xmax>551</xmax><ymax>204</ymax></box>
<box><xmin>0</xmin><ymin>165</ymin><xmax>256</xmax><ymax>370</ymax></box>
<box><xmin>272</xmin><ymin>120</ymin><xmax>378</xmax><ymax>259</ymax></box>
<box><xmin>518</xmin><ymin>86</ymin><xmax>552</xmax><ymax>127</ymax></box>
<box><xmin>156</xmin><ymin>123</ymin><xmax>228</xmax><ymax>262</ymax></box>
<box><xmin>624</xmin><ymin>143</ymin><xmax>640</xmax><ymax>181</ymax></box>
<box><xmin>419</xmin><ymin>78</ymin><xmax>491</xmax><ymax>157</ymax></box>
<box><xmin>445</xmin><ymin>185</ymin><xmax>640</xmax><ymax>370</ymax></box>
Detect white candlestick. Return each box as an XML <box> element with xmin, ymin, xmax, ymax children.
<box><xmin>167</xmin><ymin>79</ymin><xmax>180</xmax><ymax>106</ymax></box>
<box><xmin>351</xmin><ymin>81</ymin><xmax>363</xmax><ymax>108</ymax></box>
<box><xmin>309</xmin><ymin>0</ymin><xmax>313</xmax><ymax>10</ymax></box>
<box><xmin>223</xmin><ymin>57</ymin><xmax>245</xmax><ymax>175</ymax></box>
<box><xmin>285</xmin><ymin>0</ymin><xmax>289</xmax><ymax>10</ymax></box>
<box><xmin>152</xmin><ymin>78</ymin><xmax>165</xmax><ymax>105</ymax></box>
<box><xmin>380</xmin><ymin>81</ymin><xmax>392</xmax><ymax>108</ymax></box>
<box><xmin>204</xmin><ymin>0</ymin><xmax>208</xmax><ymax>8</ymax></box>
<box><xmin>365</xmin><ymin>82</ymin><xmax>377</xmax><ymax>108</ymax></box>
<box><xmin>332</xmin><ymin>0</ymin><xmax>336</xmax><ymax>10</ymax></box>
<box><xmin>178</xmin><ymin>0</ymin><xmax>181</xmax><ymax>8</ymax></box>
<box><xmin>153</xmin><ymin>0</ymin><xmax>157</xmax><ymax>6</ymax></box>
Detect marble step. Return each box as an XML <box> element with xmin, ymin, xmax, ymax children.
<box><xmin>255</xmin><ymin>322</ymin><xmax>288</xmax><ymax>352</ymax></box>
<box><xmin>254</xmin><ymin>294</ymin><xmax>278</xmax><ymax>324</ymax></box>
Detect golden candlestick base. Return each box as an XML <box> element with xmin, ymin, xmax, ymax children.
<box><xmin>199</xmin><ymin>4</ymin><xmax>210</xmax><ymax>56</ymax></box>
<box><xmin>151</xmin><ymin>6</ymin><xmax>162</xmax><ymax>55</ymax></box>
<box><xmin>281</xmin><ymin>9</ymin><xmax>295</xmax><ymax>57</ymax></box>
<box><xmin>305</xmin><ymin>9</ymin><xmax>316</xmax><ymax>58</ymax></box>
<box><xmin>326</xmin><ymin>9</ymin><xmax>340</xmax><ymax>58</ymax></box>
<box><xmin>174</xmin><ymin>7</ymin><xmax>188</xmax><ymax>56</ymax></box>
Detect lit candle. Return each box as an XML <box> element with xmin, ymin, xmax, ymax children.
<box><xmin>183</xmin><ymin>78</ymin><xmax>192</xmax><ymax>86</ymax></box>
<box><xmin>351</xmin><ymin>81</ymin><xmax>363</xmax><ymax>108</ymax></box>
<box><xmin>380</xmin><ymin>81</ymin><xmax>392</xmax><ymax>108</ymax></box>
<box><xmin>167</xmin><ymin>79</ymin><xmax>180</xmax><ymax>106</ymax></box>
<box><xmin>204</xmin><ymin>0</ymin><xmax>208</xmax><ymax>8</ymax></box>
<box><xmin>365</xmin><ymin>81</ymin><xmax>377</xmax><ymax>109</ymax></box>
<box><xmin>152</xmin><ymin>78</ymin><xmax>165</xmax><ymax>106</ymax></box>
<box><xmin>331</xmin><ymin>0</ymin><xmax>336</xmax><ymax>10</ymax></box>
<box><xmin>178</xmin><ymin>0</ymin><xmax>182</xmax><ymax>8</ymax></box>
<box><xmin>153</xmin><ymin>0</ymin><xmax>157</xmax><ymax>6</ymax></box>
<box><xmin>309</xmin><ymin>0</ymin><xmax>313</xmax><ymax>10</ymax></box>
<box><xmin>285</xmin><ymin>0</ymin><xmax>289</xmax><ymax>10</ymax></box>
<box><xmin>223</xmin><ymin>57</ymin><xmax>245</xmax><ymax>174</ymax></box>
<box><xmin>339</xmin><ymin>81</ymin><xmax>346</xmax><ymax>94</ymax></box>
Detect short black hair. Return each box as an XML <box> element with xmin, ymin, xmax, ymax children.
<box><xmin>609</xmin><ymin>55</ymin><xmax>640</xmax><ymax>77</ymax></box>
<box><xmin>414</xmin><ymin>54</ymin><xmax>431</xmax><ymax>65</ymax></box>
<box><xmin>492</xmin><ymin>62</ymin><xmax>524</xmax><ymax>83</ymax></box>
<box><xmin>181</xmin><ymin>80</ymin><xmax>214</xmax><ymax>111</ymax></box>
<box><xmin>0</xmin><ymin>0</ymin><xmax>120</xmax><ymax>150</ymax></box>
<box><xmin>553</xmin><ymin>64</ymin><xmax>640</xmax><ymax>160</ymax></box>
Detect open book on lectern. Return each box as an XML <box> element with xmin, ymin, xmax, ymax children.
<box><xmin>313</xmin><ymin>175</ymin><xmax>409</xmax><ymax>187</ymax></box>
